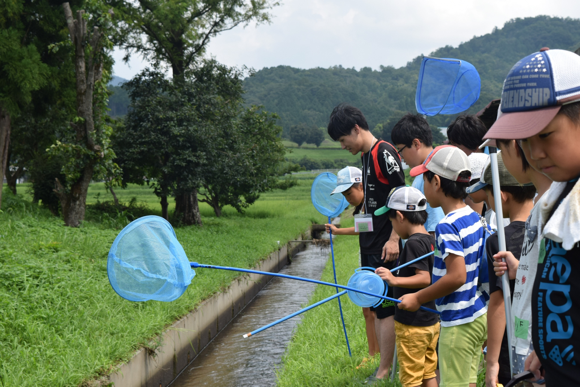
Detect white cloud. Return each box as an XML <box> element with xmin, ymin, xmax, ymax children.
<box><xmin>112</xmin><ymin>0</ymin><xmax>580</xmax><ymax>79</ymax></box>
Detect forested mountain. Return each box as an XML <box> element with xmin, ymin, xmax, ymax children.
<box><xmin>243</xmin><ymin>16</ymin><xmax>580</xmax><ymax>133</ymax></box>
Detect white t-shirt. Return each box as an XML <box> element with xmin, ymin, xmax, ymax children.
<box><xmin>484</xmin><ymin>208</ymin><xmax>510</xmax><ymax>232</ymax></box>
<box><xmin>511</xmin><ymin>202</ymin><xmax>541</xmax><ymax>355</ymax></box>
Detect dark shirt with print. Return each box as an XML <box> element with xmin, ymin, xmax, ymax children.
<box><xmin>360</xmin><ymin>140</ymin><xmax>406</xmax><ymax>255</ymax></box>
<box><xmin>532</xmin><ymin>180</ymin><xmax>580</xmax><ymax>385</ymax></box>
<box><xmin>486</xmin><ymin>221</ymin><xmax>525</xmax><ymax>385</ymax></box>
<box><xmin>393</xmin><ymin>233</ymin><xmax>439</xmax><ymax>327</ymax></box>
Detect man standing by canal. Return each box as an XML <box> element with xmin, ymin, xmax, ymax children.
<box><xmin>327</xmin><ymin>103</ymin><xmax>406</xmax><ymax>381</ymax></box>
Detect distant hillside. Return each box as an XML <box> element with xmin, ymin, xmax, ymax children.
<box><xmin>243</xmin><ymin>16</ymin><xmax>580</xmax><ymax>132</ymax></box>
<box><xmin>109</xmin><ymin>75</ymin><xmax>128</xmax><ymax>86</ymax></box>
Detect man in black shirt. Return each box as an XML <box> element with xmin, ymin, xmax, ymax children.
<box><xmin>328</xmin><ymin>104</ymin><xmax>406</xmax><ymax>380</ymax></box>
<box><xmin>374</xmin><ymin>186</ymin><xmax>439</xmax><ymax>387</ymax></box>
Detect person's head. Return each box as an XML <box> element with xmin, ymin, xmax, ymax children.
<box><xmin>410</xmin><ymin>145</ymin><xmax>471</xmax><ymax>210</ymax></box>
<box><xmin>447</xmin><ymin>115</ymin><xmax>489</xmax><ymax>155</ymax></box>
<box><xmin>466</xmin><ymin>153</ymin><xmax>490</xmax><ymax>204</ymax></box>
<box><xmin>483</xmin><ymin>48</ymin><xmax>580</xmax><ymax>182</ymax></box>
<box><xmin>327</xmin><ymin>104</ymin><xmax>370</xmax><ymax>154</ymax></box>
<box><xmin>468</xmin><ymin>153</ymin><xmax>536</xmax><ymax>218</ymax></box>
<box><xmin>374</xmin><ymin>186</ymin><xmax>428</xmax><ymax>239</ymax></box>
<box><xmin>331</xmin><ymin>166</ymin><xmax>364</xmax><ymax>207</ymax></box>
<box><xmin>391</xmin><ymin>113</ymin><xmax>433</xmax><ymax>167</ymax></box>
<box><xmin>495</xmin><ymin>139</ymin><xmax>532</xmax><ymax>184</ymax></box>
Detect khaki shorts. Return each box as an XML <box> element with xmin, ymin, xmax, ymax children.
<box><xmin>394</xmin><ymin>321</ymin><xmax>440</xmax><ymax>387</ymax></box>
<box><xmin>439</xmin><ymin>313</ymin><xmax>487</xmax><ymax>387</ymax></box>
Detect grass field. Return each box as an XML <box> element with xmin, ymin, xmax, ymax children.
<box><xmin>0</xmin><ymin>175</ymin><xmax>327</xmax><ymax>387</ymax></box>
<box><xmin>276</xmin><ymin>217</ymin><xmax>486</xmax><ymax>387</ymax></box>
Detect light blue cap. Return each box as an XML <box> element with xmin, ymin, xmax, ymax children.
<box><xmin>331</xmin><ymin>166</ymin><xmax>362</xmax><ymax>195</ymax></box>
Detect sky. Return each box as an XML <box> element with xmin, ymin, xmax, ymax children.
<box><xmin>112</xmin><ymin>0</ymin><xmax>580</xmax><ymax>80</ymax></box>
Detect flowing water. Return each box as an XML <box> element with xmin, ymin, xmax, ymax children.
<box><xmin>169</xmin><ymin>240</ymin><xmax>332</xmax><ymax>387</ymax></box>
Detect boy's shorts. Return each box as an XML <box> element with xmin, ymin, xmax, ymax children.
<box><xmin>438</xmin><ymin>313</ymin><xmax>487</xmax><ymax>387</ymax></box>
<box><xmin>395</xmin><ymin>321</ymin><xmax>440</xmax><ymax>387</ymax></box>
<box><xmin>361</xmin><ymin>253</ymin><xmax>396</xmax><ymax>319</ymax></box>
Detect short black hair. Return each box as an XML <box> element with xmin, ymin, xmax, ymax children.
<box><xmin>387</xmin><ymin>201</ymin><xmax>429</xmax><ymax>225</ymax></box>
<box><xmin>391</xmin><ymin>113</ymin><xmax>433</xmax><ymax>147</ymax></box>
<box><xmin>559</xmin><ymin>101</ymin><xmax>580</xmax><ymax>126</ymax></box>
<box><xmin>484</xmin><ymin>185</ymin><xmax>536</xmax><ymax>203</ymax></box>
<box><xmin>327</xmin><ymin>103</ymin><xmax>369</xmax><ymax>141</ymax></box>
<box><xmin>424</xmin><ymin>170</ymin><xmax>470</xmax><ymax>200</ymax></box>
<box><xmin>496</xmin><ymin>139</ymin><xmax>530</xmax><ymax>172</ymax></box>
<box><xmin>447</xmin><ymin>115</ymin><xmax>489</xmax><ymax>151</ymax></box>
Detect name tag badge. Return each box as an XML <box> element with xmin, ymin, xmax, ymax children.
<box><xmin>354</xmin><ymin>214</ymin><xmax>374</xmax><ymax>233</ymax></box>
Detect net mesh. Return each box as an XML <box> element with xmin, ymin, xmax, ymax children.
<box><xmin>311</xmin><ymin>172</ymin><xmax>349</xmax><ymax>217</ymax></box>
<box><xmin>416</xmin><ymin>57</ymin><xmax>481</xmax><ymax>116</ymax></box>
<box><xmin>108</xmin><ymin>216</ymin><xmax>195</xmax><ymax>302</ymax></box>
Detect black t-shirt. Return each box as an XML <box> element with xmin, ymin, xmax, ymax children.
<box><xmin>532</xmin><ymin>180</ymin><xmax>580</xmax><ymax>385</ymax></box>
<box><xmin>485</xmin><ymin>221</ymin><xmax>525</xmax><ymax>384</ymax></box>
<box><xmin>360</xmin><ymin>140</ymin><xmax>406</xmax><ymax>255</ymax></box>
<box><xmin>393</xmin><ymin>233</ymin><xmax>439</xmax><ymax>327</ymax></box>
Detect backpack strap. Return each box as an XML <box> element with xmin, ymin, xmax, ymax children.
<box><xmin>370</xmin><ymin>140</ymin><xmax>401</xmax><ymax>185</ymax></box>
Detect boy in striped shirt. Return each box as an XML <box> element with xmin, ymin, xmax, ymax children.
<box><xmin>398</xmin><ymin>145</ymin><xmax>488</xmax><ymax>387</ymax></box>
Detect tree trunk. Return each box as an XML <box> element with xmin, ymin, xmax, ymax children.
<box><xmin>211</xmin><ymin>195</ymin><xmax>222</xmax><ymax>217</ymax></box>
<box><xmin>174</xmin><ymin>190</ymin><xmax>202</xmax><ymax>226</ymax></box>
<box><xmin>59</xmin><ymin>3</ymin><xmax>104</xmax><ymax>227</ymax></box>
<box><xmin>6</xmin><ymin>164</ymin><xmax>24</xmax><ymax>195</ymax></box>
<box><xmin>160</xmin><ymin>194</ymin><xmax>168</xmax><ymax>220</ymax></box>
<box><xmin>0</xmin><ymin>107</ymin><xmax>11</xmax><ymax>208</ymax></box>
<box><xmin>54</xmin><ymin>163</ymin><xmax>93</xmax><ymax>227</ymax></box>
<box><xmin>108</xmin><ymin>183</ymin><xmax>119</xmax><ymax>207</ymax></box>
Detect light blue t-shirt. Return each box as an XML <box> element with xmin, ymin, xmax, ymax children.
<box><xmin>433</xmin><ymin>206</ymin><xmax>488</xmax><ymax>327</ymax></box>
<box><xmin>412</xmin><ymin>175</ymin><xmax>445</xmax><ymax>232</ymax></box>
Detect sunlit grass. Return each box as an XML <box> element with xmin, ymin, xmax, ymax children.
<box><xmin>0</xmin><ymin>176</ymin><xmax>325</xmax><ymax>387</ymax></box>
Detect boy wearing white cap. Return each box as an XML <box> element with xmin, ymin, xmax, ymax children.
<box><xmin>483</xmin><ymin>48</ymin><xmax>580</xmax><ymax>385</ymax></box>
<box><xmin>398</xmin><ymin>145</ymin><xmax>488</xmax><ymax>387</ymax></box>
<box><xmin>325</xmin><ymin>167</ymin><xmax>381</xmax><ymax>359</ymax></box>
<box><xmin>374</xmin><ymin>187</ymin><xmax>439</xmax><ymax>387</ymax></box>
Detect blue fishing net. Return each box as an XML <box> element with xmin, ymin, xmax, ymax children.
<box><xmin>311</xmin><ymin>172</ymin><xmax>349</xmax><ymax>217</ymax></box>
<box><xmin>108</xmin><ymin>215</ymin><xmax>195</xmax><ymax>302</ymax></box>
<box><xmin>416</xmin><ymin>57</ymin><xmax>481</xmax><ymax>116</ymax></box>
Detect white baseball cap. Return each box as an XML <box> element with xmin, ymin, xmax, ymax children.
<box><xmin>410</xmin><ymin>145</ymin><xmax>471</xmax><ymax>183</ymax></box>
<box><xmin>375</xmin><ymin>186</ymin><xmax>427</xmax><ymax>216</ymax></box>
<box><xmin>331</xmin><ymin>166</ymin><xmax>362</xmax><ymax>195</ymax></box>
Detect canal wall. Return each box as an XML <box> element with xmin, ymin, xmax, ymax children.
<box><xmin>104</xmin><ymin>232</ymin><xmax>312</xmax><ymax>387</ymax></box>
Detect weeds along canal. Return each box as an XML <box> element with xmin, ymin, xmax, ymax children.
<box><xmin>169</xmin><ymin>236</ymin><xmax>334</xmax><ymax>387</ymax></box>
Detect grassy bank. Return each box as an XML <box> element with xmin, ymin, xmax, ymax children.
<box><xmin>0</xmin><ymin>175</ymin><xmax>323</xmax><ymax>387</ymax></box>
<box><xmin>276</xmin><ymin>216</ymin><xmax>485</xmax><ymax>387</ymax></box>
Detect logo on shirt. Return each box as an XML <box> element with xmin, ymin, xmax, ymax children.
<box><xmin>383</xmin><ymin>150</ymin><xmax>400</xmax><ymax>174</ymax></box>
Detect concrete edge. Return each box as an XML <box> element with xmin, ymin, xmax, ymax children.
<box><xmin>105</xmin><ymin>231</ymin><xmax>311</xmax><ymax>387</ymax></box>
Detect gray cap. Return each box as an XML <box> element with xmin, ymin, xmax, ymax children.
<box><xmin>466</xmin><ymin>153</ymin><xmax>522</xmax><ymax>194</ymax></box>
<box><xmin>375</xmin><ymin>186</ymin><xmax>427</xmax><ymax>216</ymax></box>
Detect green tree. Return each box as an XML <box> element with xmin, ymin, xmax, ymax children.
<box><xmin>0</xmin><ymin>1</ymin><xmax>50</xmax><ymax>208</ymax></box>
<box><xmin>198</xmin><ymin>106</ymin><xmax>285</xmax><ymax>217</ymax></box>
<box><xmin>288</xmin><ymin>123</ymin><xmax>310</xmax><ymax>146</ymax></box>
<box><xmin>308</xmin><ymin>127</ymin><xmax>325</xmax><ymax>147</ymax></box>
<box><xmin>107</xmin><ymin>0</ymin><xmax>279</xmax><ymax>224</ymax></box>
<box><xmin>46</xmin><ymin>2</ymin><xmax>118</xmax><ymax>227</ymax></box>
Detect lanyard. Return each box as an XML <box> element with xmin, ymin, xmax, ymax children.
<box><xmin>363</xmin><ymin>139</ymin><xmax>377</xmax><ymax>214</ymax></box>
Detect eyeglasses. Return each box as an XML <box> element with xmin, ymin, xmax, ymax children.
<box><xmin>397</xmin><ymin>145</ymin><xmax>407</xmax><ymax>153</ymax></box>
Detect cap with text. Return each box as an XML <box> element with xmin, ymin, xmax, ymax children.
<box><xmin>331</xmin><ymin>166</ymin><xmax>362</xmax><ymax>195</ymax></box>
<box><xmin>375</xmin><ymin>186</ymin><xmax>427</xmax><ymax>216</ymax></box>
<box><xmin>410</xmin><ymin>145</ymin><xmax>471</xmax><ymax>182</ymax></box>
<box><xmin>484</xmin><ymin>48</ymin><xmax>580</xmax><ymax>140</ymax></box>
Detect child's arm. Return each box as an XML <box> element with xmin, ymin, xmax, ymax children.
<box><xmin>485</xmin><ymin>290</ymin><xmax>505</xmax><ymax>387</ymax></box>
<box><xmin>397</xmin><ymin>253</ymin><xmax>466</xmax><ymax>312</ymax></box>
<box><xmin>375</xmin><ymin>267</ymin><xmax>431</xmax><ymax>289</ymax></box>
<box><xmin>492</xmin><ymin>251</ymin><xmax>519</xmax><ymax>279</ymax></box>
<box><xmin>324</xmin><ymin>224</ymin><xmax>358</xmax><ymax>235</ymax></box>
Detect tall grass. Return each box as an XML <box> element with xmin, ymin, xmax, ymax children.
<box><xmin>0</xmin><ymin>175</ymin><xmax>324</xmax><ymax>387</ymax></box>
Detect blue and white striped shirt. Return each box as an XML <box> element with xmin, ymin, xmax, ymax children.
<box><xmin>433</xmin><ymin>205</ymin><xmax>488</xmax><ymax>327</ymax></box>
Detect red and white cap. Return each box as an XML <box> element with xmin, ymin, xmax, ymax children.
<box><xmin>410</xmin><ymin>145</ymin><xmax>471</xmax><ymax>182</ymax></box>
<box><xmin>484</xmin><ymin>48</ymin><xmax>580</xmax><ymax>140</ymax></box>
